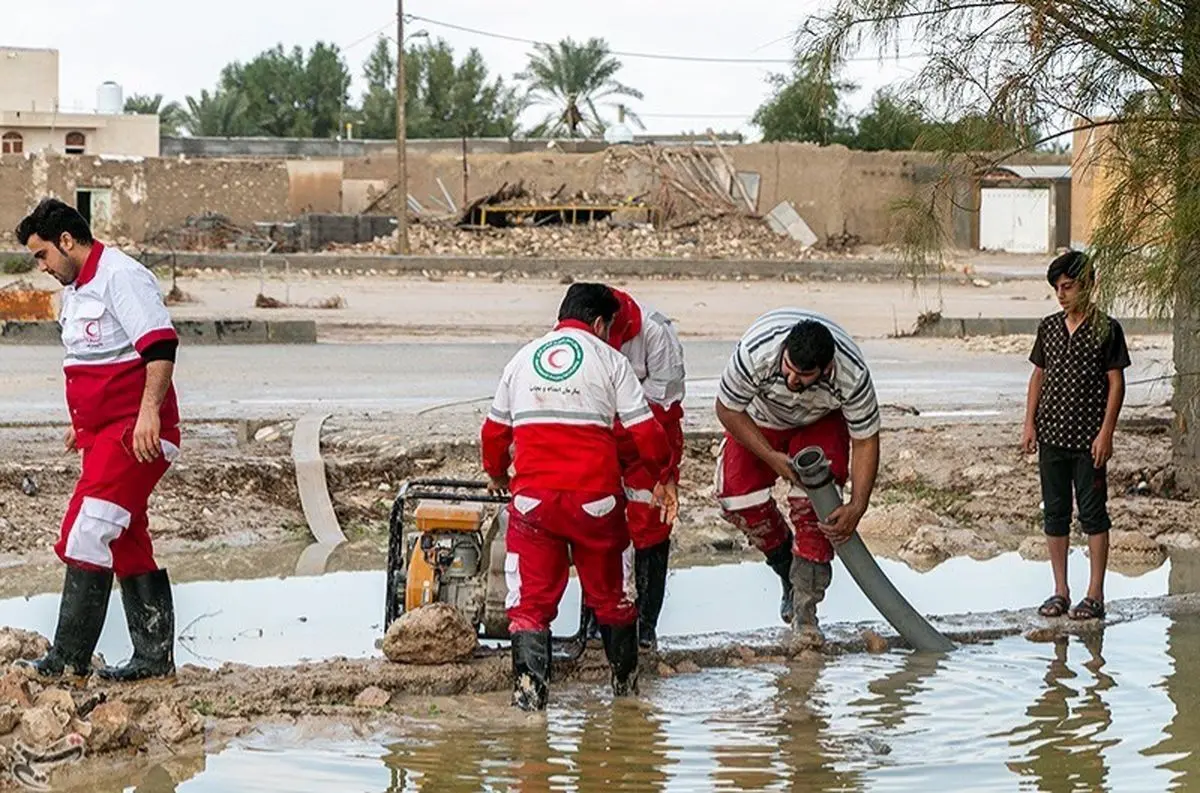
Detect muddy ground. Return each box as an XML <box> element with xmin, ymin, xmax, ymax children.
<box><xmin>0</xmin><ymin>414</ymin><xmax>1186</xmax><ymax>577</ymax></box>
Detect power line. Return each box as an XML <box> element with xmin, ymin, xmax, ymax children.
<box><xmin>638</xmin><ymin>112</ymin><xmax>755</xmax><ymax>119</ymax></box>
<box><xmin>406</xmin><ymin>13</ymin><xmax>928</xmax><ymax>65</ymax></box>
<box><xmin>340</xmin><ymin>19</ymin><xmax>397</xmax><ymax>53</ymax></box>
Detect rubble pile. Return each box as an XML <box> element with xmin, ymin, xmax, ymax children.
<box><xmin>0</xmin><ymin>629</ymin><xmax>203</xmax><ymax>787</ymax></box>
<box><xmin>144</xmin><ymin>213</ymin><xmax>276</xmax><ymax>253</ymax></box>
<box><xmin>329</xmin><ymin>215</ymin><xmax>855</xmax><ymax>260</ymax></box>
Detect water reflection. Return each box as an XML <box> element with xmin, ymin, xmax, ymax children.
<box><xmin>1001</xmin><ymin>631</ymin><xmax>1116</xmax><ymax>791</ymax></box>
<box><xmin>79</xmin><ymin>616</ymin><xmax>1200</xmax><ymax>792</ymax></box>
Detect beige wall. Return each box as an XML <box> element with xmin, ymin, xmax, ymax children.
<box><xmin>349</xmin><ymin>143</ymin><xmax>942</xmax><ymax>245</ymax></box>
<box><xmin>1071</xmin><ymin>123</ymin><xmax>1114</xmax><ymax>248</ymax></box>
<box><xmin>0</xmin><ymin>153</ymin><xmax>290</xmax><ymax>243</ymax></box>
<box><xmin>0</xmin><ymin>111</ymin><xmax>159</xmax><ymax>157</ymax></box>
<box><xmin>0</xmin><ymin>144</ymin><xmax>1051</xmax><ymax>249</ymax></box>
<box><xmin>0</xmin><ymin>47</ymin><xmax>58</xmax><ymax>112</ymax></box>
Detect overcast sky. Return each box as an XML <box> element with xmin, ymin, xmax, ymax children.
<box><xmin>6</xmin><ymin>0</ymin><xmax>924</xmax><ymax>139</ymax></box>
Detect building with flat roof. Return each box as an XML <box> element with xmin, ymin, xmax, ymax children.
<box><xmin>0</xmin><ymin>46</ymin><xmax>159</xmax><ymax>158</ymax></box>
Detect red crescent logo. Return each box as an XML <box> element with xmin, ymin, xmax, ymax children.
<box><xmin>84</xmin><ymin>320</ymin><xmax>100</xmax><ymax>341</ymax></box>
<box><xmin>548</xmin><ymin>349</ymin><xmax>567</xmax><ymax>369</ymax></box>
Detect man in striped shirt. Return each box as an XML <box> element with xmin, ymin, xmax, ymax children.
<box><xmin>715</xmin><ymin>309</ymin><xmax>881</xmax><ymax>641</ymax></box>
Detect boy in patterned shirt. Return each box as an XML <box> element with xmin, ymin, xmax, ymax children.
<box><xmin>1022</xmin><ymin>251</ymin><xmax>1130</xmax><ymax>621</ymax></box>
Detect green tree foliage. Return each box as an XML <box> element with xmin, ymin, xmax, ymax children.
<box><xmin>357</xmin><ymin>36</ymin><xmax>521</xmax><ymax>139</ymax></box>
<box><xmin>123</xmin><ymin>93</ymin><xmax>185</xmax><ymax>137</ymax></box>
<box><xmin>797</xmin><ymin>0</ymin><xmax>1200</xmax><ymax>482</ymax></box>
<box><xmin>753</xmin><ymin>58</ymin><xmax>857</xmax><ymax>145</ymax></box>
<box><xmin>215</xmin><ymin>42</ymin><xmax>352</xmax><ymax>138</ymax></box>
<box><xmin>517</xmin><ymin>37</ymin><xmax>642</xmax><ymax>137</ymax></box>
<box><xmin>181</xmin><ymin>90</ymin><xmax>253</xmax><ymax>137</ymax></box>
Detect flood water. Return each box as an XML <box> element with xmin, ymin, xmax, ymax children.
<box><xmin>8</xmin><ymin>548</ymin><xmax>1197</xmax><ymax>791</ymax></box>
<box><xmin>0</xmin><ymin>549</ymin><xmax>1175</xmax><ymax>668</ymax></box>
<box><xmin>70</xmin><ymin>614</ymin><xmax>1200</xmax><ymax>792</ymax></box>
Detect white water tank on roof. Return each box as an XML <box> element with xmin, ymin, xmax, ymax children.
<box><xmin>96</xmin><ymin>81</ymin><xmax>123</xmax><ymax>115</ymax></box>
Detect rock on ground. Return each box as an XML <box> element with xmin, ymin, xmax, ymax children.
<box><xmin>0</xmin><ymin>628</ymin><xmax>50</xmax><ymax>664</ymax></box>
<box><xmin>858</xmin><ymin>503</ymin><xmax>944</xmax><ymax>541</ymax></box>
<box><xmin>382</xmin><ymin>603</ymin><xmax>478</xmax><ymax>665</ymax></box>
<box><xmin>898</xmin><ymin>525</ymin><xmax>1000</xmax><ymax>571</ymax></box>
<box><xmin>0</xmin><ymin>670</ymin><xmax>33</xmax><ymax>709</ymax></box>
<box><xmin>354</xmin><ymin>686</ymin><xmax>392</xmax><ymax>709</ymax></box>
<box><xmin>142</xmin><ymin>702</ymin><xmax>205</xmax><ymax>745</ymax></box>
<box><xmin>20</xmin><ymin>705</ymin><xmax>67</xmax><ymax>746</ymax></box>
<box><xmin>87</xmin><ymin>701</ymin><xmax>141</xmax><ymax>753</ymax></box>
<box><xmin>862</xmin><ymin>630</ymin><xmax>889</xmax><ymax>654</ymax></box>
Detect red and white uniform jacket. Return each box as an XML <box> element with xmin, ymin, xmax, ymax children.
<box><xmin>608</xmin><ymin>288</ymin><xmax>687</xmax><ymax>469</ymax></box>
<box><xmin>60</xmin><ymin>242</ymin><xmax>180</xmax><ymax>447</ymax></box>
<box><xmin>481</xmin><ymin>320</ymin><xmax>671</xmax><ymax>495</ymax></box>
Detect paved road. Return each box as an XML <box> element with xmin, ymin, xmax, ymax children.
<box><xmin>0</xmin><ymin>338</ymin><xmax>1174</xmax><ymax>426</ymax></box>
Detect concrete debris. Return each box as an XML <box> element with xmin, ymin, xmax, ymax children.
<box><xmin>86</xmin><ymin>701</ymin><xmax>141</xmax><ymax>753</ymax></box>
<box><xmin>765</xmin><ymin>201</ymin><xmax>819</xmax><ymax>249</ymax></box>
<box><xmin>0</xmin><ymin>705</ymin><xmax>19</xmax><ymax>736</ymax></box>
<box><xmin>382</xmin><ymin>603</ymin><xmax>478</xmax><ymax>665</ymax></box>
<box><xmin>0</xmin><ymin>629</ymin><xmax>50</xmax><ymax>666</ymax></box>
<box><xmin>145</xmin><ymin>212</ymin><xmax>274</xmax><ymax>253</ymax></box>
<box><xmin>330</xmin><ymin>215</ymin><xmax>852</xmax><ymax>261</ymax></box>
<box><xmin>20</xmin><ymin>706</ymin><xmax>67</xmax><ymax>747</ymax></box>
<box><xmin>142</xmin><ymin>703</ymin><xmax>204</xmax><ymax>745</ymax></box>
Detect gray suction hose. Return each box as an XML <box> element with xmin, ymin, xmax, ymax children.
<box><xmin>791</xmin><ymin>446</ymin><xmax>955</xmax><ymax>653</ymax></box>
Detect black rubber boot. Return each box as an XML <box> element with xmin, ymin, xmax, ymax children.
<box><xmin>599</xmin><ymin>623</ymin><xmax>640</xmax><ymax>697</ymax></box>
<box><xmin>765</xmin><ymin>537</ymin><xmax>796</xmax><ymax>624</ymax></box>
<box><xmin>635</xmin><ymin>539</ymin><xmax>671</xmax><ymax>650</ymax></box>
<box><xmin>15</xmin><ymin>566</ymin><xmax>112</xmax><ymax>678</ymax></box>
<box><xmin>97</xmin><ymin>569</ymin><xmax>176</xmax><ymax>682</ymax></box>
<box><xmin>579</xmin><ymin>604</ymin><xmax>601</xmax><ymax>643</ymax></box>
<box><xmin>510</xmin><ymin>630</ymin><xmax>551</xmax><ymax>712</ymax></box>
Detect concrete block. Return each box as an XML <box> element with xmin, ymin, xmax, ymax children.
<box><xmin>960</xmin><ymin>318</ymin><xmax>1008</xmax><ymax>337</ymax></box>
<box><xmin>266</xmin><ymin>321</ymin><xmax>318</xmax><ymax>344</ymax></box>
<box><xmin>765</xmin><ymin>202</ymin><xmax>819</xmax><ymax>248</ymax></box>
<box><xmin>174</xmin><ymin>321</ymin><xmax>220</xmax><ymax>344</ymax></box>
<box><xmin>911</xmin><ymin>317</ymin><xmax>964</xmax><ymax>338</ymax></box>
<box><xmin>214</xmin><ymin>320</ymin><xmax>269</xmax><ymax>344</ymax></box>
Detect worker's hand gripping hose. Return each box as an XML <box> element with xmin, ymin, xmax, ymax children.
<box><xmin>791</xmin><ymin>446</ymin><xmax>955</xmax><ymax>653</ymax></box>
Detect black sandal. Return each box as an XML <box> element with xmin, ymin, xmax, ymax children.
<box><xmin>1069</xmin><ymin>597</ymin><xmax>1105</xmax><ymax>621</ymax></box>
<box><xmin>1038</xmin><ymin>595</ymin><xmax>1070</xmax><ymax>617</ymax></box>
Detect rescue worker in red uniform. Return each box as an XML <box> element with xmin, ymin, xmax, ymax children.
<box><xmin>14</xmin><ymin>199</ymin><xmax>180</xmax><ymax>681</ymax></box>
<box><xmin>604</xmin><ymin>287</ymin><xmax>686</xmax><ymax>649</ymax></box>
<box><xmin>715</xmin><ymin>309</ymin><xmax>881</xmax><ymax>644</ymax></box>
<box><xmin>482</xmin><ymin>283</ymin><xmax>671</xmax><ymax>711</ymax></box>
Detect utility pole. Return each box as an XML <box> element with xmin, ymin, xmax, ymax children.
<box><xmin>395</xmin><ymin>0</ymin><xmax>408</xmax><ymax>254</ymax></box>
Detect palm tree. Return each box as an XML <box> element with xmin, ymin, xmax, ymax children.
<box><xmin>182</xmin><ymin>90</ymin><xmax>254</xmax><ymax>137</ymax></box>
<box><xmin>123</xmin><ymin>93</ymin><xmax>186</xmax><ymax>136</ymax></box>
<box><xmin>517</xmin><ymin>38</ymin><xmax>643</xmax><ymax>138</ymax></box>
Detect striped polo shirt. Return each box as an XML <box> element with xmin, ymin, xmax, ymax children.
<box><xmin>718</xmin><ymin>309</ymin><xmax>881</xmax><ymax>438</ymax></box>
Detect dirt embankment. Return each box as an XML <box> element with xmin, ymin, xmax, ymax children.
<box><xmin>0</xmin><ymin>418</ymin><xmax>1188</xmax><ymax>574</ymax></box>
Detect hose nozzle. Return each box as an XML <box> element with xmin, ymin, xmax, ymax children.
<box><xmin>791</xmin><ymin>446</ymin><xmax>835</xmax><ymax>490</ymax></box>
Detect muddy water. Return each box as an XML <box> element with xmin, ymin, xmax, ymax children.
<box><xmin>0</xmin><ymin>550</ymin><xmax>1173</xmax><ymax>669</ymax></box>
<box><xmin>71</xmin><ymin>614</ymin><xmax>1200</xmax><ymax>792</ymax></box>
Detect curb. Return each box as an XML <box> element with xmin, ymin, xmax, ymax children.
<box><xmin>912</xmin><ymin>316</ymin><xmax>1172</xmax><ymax>337</ymax></box>
<box><xmin>0</xmin><ymin>319</ymin><xmax>318</xmax><ymax>346</ymax></box>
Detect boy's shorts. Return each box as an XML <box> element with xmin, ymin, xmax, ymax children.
<box><xmin>1038</xmin><ymin>443</ymin><xmax>1111</xmax><ymax>537</ymax></box>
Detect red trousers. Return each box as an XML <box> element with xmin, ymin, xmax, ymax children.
<box><xmin>504</xmin><ymin>488</ymin><xmax>637</xmax><ymax>633</ymax></box>
<box><xmin>715</xmin><ymin>412</ymin><xmax>849</xmax><ymax>563</ymax></box>
<box><xmin>616</xmin><ymin>402</ymin><xmax>684</xmax><ymax>550</ymax></box>
<box><xmin>57</xmin><ymin>421</ymin><xmax>179</xmax><ymax>579</ymax></box>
